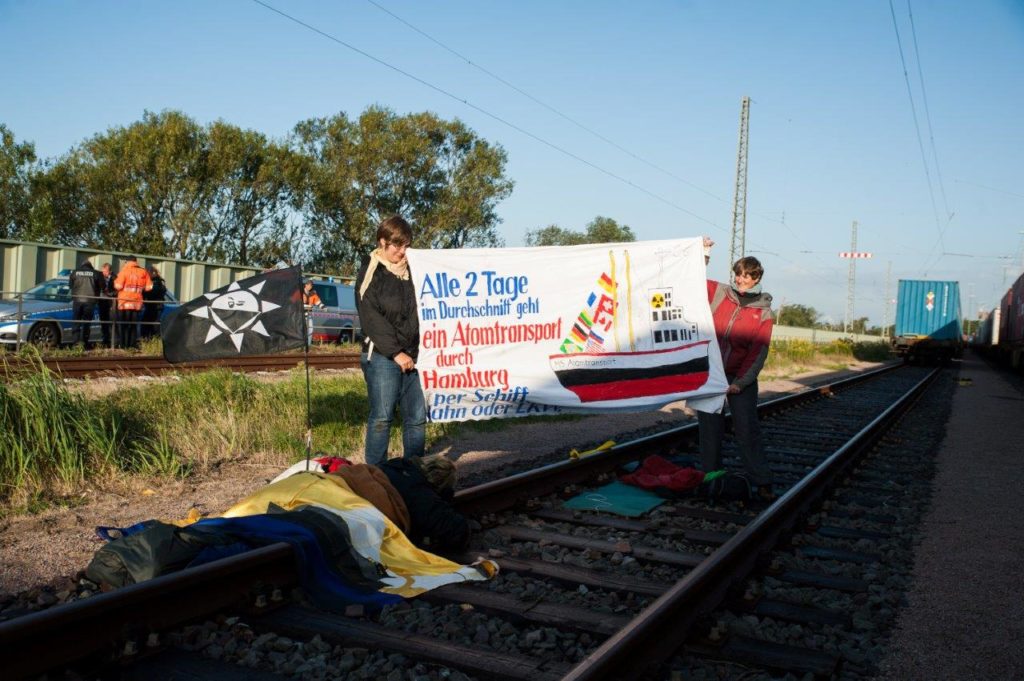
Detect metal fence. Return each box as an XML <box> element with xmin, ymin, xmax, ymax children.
<box><xmin>772</xmin><ymin>324</ymin><xmax>885</xmax><ymax>344</ymax></box>
<box><xmin>0</xmin><ymin>289</ymin><xmax>167</xmax><ymax>351</ymax></box>
<box><xmin>0</xmin><ymin>238</ymin><xmax>352</xmax><ymax>307</ymax></box>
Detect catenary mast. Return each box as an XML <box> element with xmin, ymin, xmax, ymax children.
<box><xmin>728</xmin><ymin>96</ymin><xmax>751</xmax><ymax>281</ymax></box>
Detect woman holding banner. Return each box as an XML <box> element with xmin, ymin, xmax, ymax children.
<box><xmin>355</xmin><ymin>215</ymin><xmax>426</xmax><ymax>465</ymax></box>
<box><xmin>699</xmin><ymin>238</ymin><xmax>775</xmax><ymax>501</ymax></box>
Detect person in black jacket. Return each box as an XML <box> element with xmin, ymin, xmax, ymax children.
<box><xmin>140</xmin><ymin>265</ymin><xmax>167</xmax><ymax>339</ymax></box>
<box><xmin>68</xmin><ymin>260</ymin><xmax>104</xmax><ymax>349</ymax></box>
<box><xmin>378</xmin><ymin>455</ymin><xmax>470</xmax><ymax>551</ymax></box>
<box><xmin>98</xmin><ymin>263</ymin><xmax>117</xmax><ymax>348</ymax></box>
<box><xmin>354</xmin><ymin>215</ymin><xmax>425</xmax><ymax>465</ymax></box>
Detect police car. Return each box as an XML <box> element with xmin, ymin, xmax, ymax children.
<box><xmin>0</xmin><ymin>274</ymin><xmax>179</xmax><ymax>348</ymax></box>
<box><xmin>307</xmin><ymin>280</ymin><xmax>361</xmax><ymax>343</ymax></box>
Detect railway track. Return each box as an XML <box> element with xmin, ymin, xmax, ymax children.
<box><xmin>1</xmin><ymin>351</ymin><xmax>361</xmax><ymax>379</ymax></box>
<box><xmin>0</xmin><ymin>364</ymin><xmax>949</xmax><ymax>680</ymax></box>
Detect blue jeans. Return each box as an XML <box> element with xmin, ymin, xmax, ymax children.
<box><xmin>361</xmin><ymin>351</ymin><xmax>426</xmax><ymax>465</ymax></box>
<box><xmin>698</xmin><ymin>380</ymin><xmax>773</xmax><ymax>487</ymax></box>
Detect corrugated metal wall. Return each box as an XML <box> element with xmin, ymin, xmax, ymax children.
<box><xmin>894</xmin><ymin>279</ymin><xmax>963</xmax><ymax>340</ymax></box>
<box><xmin>0</xmin><ymin>239</ymin><xmax>350</xmax><ymax>302</ymax></box>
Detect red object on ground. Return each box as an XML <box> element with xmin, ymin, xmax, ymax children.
<box><xmin>314</xmin><ymin>456</ymin><xmax>353</xmax><ymax>474</ymax></box>
<box><xmin>619</xmin><ymin>455</ymin><xmax>705</xmax><ymax>492</ymax></box>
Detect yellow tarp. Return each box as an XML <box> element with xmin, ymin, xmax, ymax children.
<box><xmin>217</xmin><ymin>471</ymin><xmax>496</xmax><ymax>597</ymax></box>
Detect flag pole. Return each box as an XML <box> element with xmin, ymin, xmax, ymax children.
<box><xmin>302</xmin><ymin>286</ymin><xmax>313</xmax><ymax>472</ymax></box>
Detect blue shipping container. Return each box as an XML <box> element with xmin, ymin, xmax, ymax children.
<box><xmin>894</xmin><ymin>279</ymin><xmax>963</xmax><ymax>340</ymax></box>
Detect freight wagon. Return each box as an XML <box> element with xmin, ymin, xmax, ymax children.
<box><xmin>996</xmin><ymin>271</ymin><xmax>1024</xmax><ymax>369</ymax></box>
<box><xmin>973</xmin><ymin>307</ymin><xmax>1000</xmax><ymax>350</ymax></box>
<box><xmin>891</xmin><ymin>279</ymin><xmax>963</xmax><ymax>363</ymax></box>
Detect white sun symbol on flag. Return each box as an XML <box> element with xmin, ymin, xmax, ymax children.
<box><xmin>189</xmin><ymin>280</ymin><xmax>281</xmax><ymax>351</ymax></box>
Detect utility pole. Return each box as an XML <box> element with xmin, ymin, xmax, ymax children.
<box><xmin>838</xmin><ymin>221</ymin><xmax>872</xmax><ymax>336</ymax></box>
<box><xmin>846</xmin><ymin>222</ymin><xmax>856</xmax><ymax>335</ymax></box>
<box><xmin>728</xmin><ymin>96</ymin><xmax>751</xmax><ymax>280</ymax></box>
<box><xmin>883</xmin><ymin>260</ymin><xmax>892</xmax><ymax>339</ymax></box>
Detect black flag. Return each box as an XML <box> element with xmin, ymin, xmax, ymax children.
<box><xmin>162</xmin><ymin>266</ymin><xmax>305</xmax><ymax>363</ymax></box>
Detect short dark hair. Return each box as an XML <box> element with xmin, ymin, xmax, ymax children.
<box><xmin>732</xmin><ymin>256</ymin><xmax>764</xmax><ymax>281</ymax></box>
<box><xmin>376</xmin><ymin>215</ymin><xmax>412</xmax><ymax>247</ymax></box>
<box><xmin>412</xmin><ymin>454</ymin><xmax>457</xmax><ymax>494</ymax></box>
<box><xmin>126</xmin><ymin>255</ymin><xmax>138</xmax><ymax>262</ymax></box>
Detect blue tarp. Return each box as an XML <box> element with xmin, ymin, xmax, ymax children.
<box><xmin>562</xmin><ymin>480</ymin><xmax>666</xmax><ymax>517</ymax></box>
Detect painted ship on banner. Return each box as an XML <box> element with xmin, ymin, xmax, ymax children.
<box><xmin>548</xmin><ymin>248</ymin><xmax>711</xmax><ymax>403</ymax></box>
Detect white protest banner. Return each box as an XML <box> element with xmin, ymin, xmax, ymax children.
<box><xmin>406</xmin><ymin>237</ymin><xmax>727</xmax><ymax>423</ymax></box>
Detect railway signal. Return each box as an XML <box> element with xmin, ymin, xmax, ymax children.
<box><xmin>839</xmin><ymin>222</ymin><xmax>873</xmax><ymax>336</ymax></box>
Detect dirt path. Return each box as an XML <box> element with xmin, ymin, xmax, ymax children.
<box><xmin>0</xmin><ymin>360</ymin><xmax>888</xmax><ymax>595</ymax></box>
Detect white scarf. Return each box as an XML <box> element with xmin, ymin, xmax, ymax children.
<box><xmin>358</xmin><ymin>247</ymin><xmax>409</xmax><ymax>299</ymax></box>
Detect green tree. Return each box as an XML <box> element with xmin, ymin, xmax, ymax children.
<box><xmin>583</xmin><ymin>215</ymin><xmax>635</xmax><ymax>243</ymax></box>
<box><xmin>776</xmin><ymin>303</ymin><xmax>819</xmax><ymax>328</ymax></box>
<box><xmin>0</xmin><ymin>124</ymin><xmax>37</xmax><ymax>238</ymax></box>
<box><xmin>291</xmin><ymin>106</ymin><xmax>513</xmax><ymax>274</ymax></box>
<box><xmin>200</xmin><ymin>122</ymin><xmax>298</xmax><ymax>266</ymax></box>
<box><xmin>39</xmin><ymin>110</ymin><xmax>214</xmax><ymax>256</ymax></box>
<box><xmin>524</xmin><ymin>216</ymin><xmax>635</xmax><ymax>246</ymax></box>
<box><xmin>25</xmin><ymin>157</ymin><xmax>93</xmax><ymax>245</ymax></box>
<box><xmin>524</xmin><ymin>224</ymin><xmax>584</xmax><ymax>246</ymax></box>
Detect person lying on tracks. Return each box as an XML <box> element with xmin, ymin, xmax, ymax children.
<box><xmin>331</xmin><ymin>454</ymin><xmax>471</xmax><ymax>552</ymax></box>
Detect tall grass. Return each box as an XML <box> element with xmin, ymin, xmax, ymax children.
<box><xmin>1</xmin><ymin>356</ymin><xmax>126</xmax><ymax>508</ymax></box>
<box><xmin>1</xmin><ymin>340</ymin><xmax>892</xmax><ymax>515</ymax></box>
<box><xmin>765</xmin><ymin>339</ymin><xmax>891</xmax><ymax>378</ymax></box>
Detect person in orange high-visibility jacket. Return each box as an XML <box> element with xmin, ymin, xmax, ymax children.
<box><xmin>114</xmin><ymin>255</ymin><xmax>153</xmax><ymax>349</ymax></box>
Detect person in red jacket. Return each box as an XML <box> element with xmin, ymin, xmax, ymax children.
<box><xmin>114</xmin><ymin>256</ymin><xmax>153</xmax><ymax>350</ymax></box>
<box><xmin>700</xmin><ymin>239</ymin><xmax>775</xmax><ymax>499</ymax></box>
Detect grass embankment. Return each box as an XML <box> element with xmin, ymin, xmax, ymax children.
<box><xmin>0</xmin><ymin>339</ymin><xmax>892</xmax><ymax>515</ymax></box>
<box><xmin>762</xmin><ymin>339</ymin><xmax>891</xmax><ymax>380</ymax></box>
<box><xmin>0</xmin><ymin>362</ymin><xmax>402</xmax><ymax>513</ymax></box>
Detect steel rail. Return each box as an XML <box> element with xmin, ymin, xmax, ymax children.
<box><xmin>1</xmin><ymin>351</ymin><xmax>361</xmax><ymax>379</ymax></box>
<box><xmin>455</xmin><ymin>363</ymin><xmax>899</xmax><ymax>515</ymax></box>
<box><xmin>0</xmin><ymin>363</ymin><xmax>909</xmax><ymax>679</ymax></box>
<box><xmin>560</xmin><ymin>367</ymin><xmax>941</xmax><ymax>680</ymax></box>
<box><xmin>0</xmin><ymin>543</ymin><xmax>296</xmax><ymax>679</ymax></box>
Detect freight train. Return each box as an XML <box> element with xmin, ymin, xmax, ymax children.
<box><xmin>972</xmin><ymin>269</ymin><xmax>1024</xmax><ymax>371</ymax></box>
<box><xmin>891</xmin><ymin>279</ymin><xmax>964</xmax><ymax>363</ymax></box>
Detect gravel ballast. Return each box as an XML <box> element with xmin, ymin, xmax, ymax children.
<box><xmin>0</xmin><ymin>362</ymin><xmax>884</xmax><ymax>597</ymax></box>
<box><xmin>875</xmin><ymin>354</ymin><xmax>1024</xmax><ymax>680</ymax></box>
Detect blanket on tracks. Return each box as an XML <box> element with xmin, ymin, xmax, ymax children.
<box><xmin>87</xmin><ymin>472</ymin><xmax>496</xmax><ymax>610</ymax></box>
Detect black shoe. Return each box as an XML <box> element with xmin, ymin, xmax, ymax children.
<box><xmin>755</xmin><ymin>486</ymin><xmax>776</xmax><ymax>503</ymax></box>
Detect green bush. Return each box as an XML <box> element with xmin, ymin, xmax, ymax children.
<box><xmin>852</xmin><ymin>341</ymin><xmax>892</xmax><ymax>361</ymax></box>
<box><xmin>1</xmin><ymin>359</ymin><xmax>125</xmax><ymax>508</ymax></box>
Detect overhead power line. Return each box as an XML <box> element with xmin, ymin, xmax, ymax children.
<box><xmin>906</xmin><ymin>0</ymin><xmax>952</xmax><ymax>220</ymax></box>
<box><xmin>250</xmin><ymin>0</ymin><xmax>723</xmax><ymax>230</ymax></box>
<box><xmin>365</xmin><ymin>0</ymin><xmax>727</xmax><ymax>204</ymax></box>
<box><xmin>887</xmin><ymin>0</ymin><xmax>948</xmax><ymax>273</ymax></box>
<box><xmin>251</xmin><ymin>0</ymin><xmax>853</xmax><ymax>296</ymax></box>
<box><xmin>954</xmin><ymin>178</ymin><xmax>1024</xmax><ymax>200</ymax></box>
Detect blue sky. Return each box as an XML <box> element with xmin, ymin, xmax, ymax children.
<box><xmin>3</xmin><ymin>0</ymin><xmax>1023</xmax><ymax>326</ymax></box>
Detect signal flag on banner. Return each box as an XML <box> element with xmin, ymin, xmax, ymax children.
<box><xmin>838</xmin><ymin>252</ymin><xmax>873</xmax><ymax>259</ymax></box>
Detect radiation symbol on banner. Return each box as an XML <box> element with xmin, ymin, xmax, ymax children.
<box><xmin>650</xmin><ymin>292</ymin><xmax>666</xmax><ymax>308</ymax></box>
<box><xmin>188</xmin><ymin>280</ymin><xmax>280</xmax><ymax>351</ymax></box>
<box><xmin>925</xmin><ymin>291</ymin><xmax>935</xmax><ymax>312</ymax></box>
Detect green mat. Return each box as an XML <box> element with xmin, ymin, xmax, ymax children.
<box><xmin>562</xmin><ymin>480</ymin><xmax>666</xmax><ymax>517</ymax></box>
